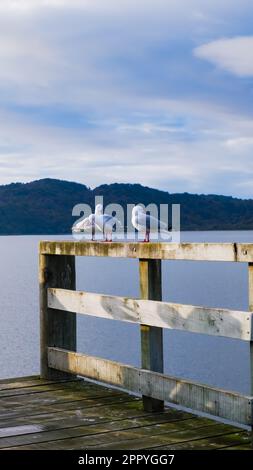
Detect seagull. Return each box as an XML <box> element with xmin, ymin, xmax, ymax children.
<box><xmin>93</xmin><ymin>204</ymin><xmax>122</xmax><ymax>242</ymax></box>
<box><xmin>72</xmin><ymin>204</ymin><xmax>122</xmax><ymax>241</ymax></box>
<box><xmin>72</xmin><ymin>214</ymin><xmax>96</xmax><ymax>240</ymax></box>
<box><xmin>132</xmin><ymin>205</ymin><xmax>171</xmax><ymax>242</ymax></box>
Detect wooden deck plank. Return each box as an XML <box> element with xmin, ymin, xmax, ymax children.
<box><xmin>0</xmin><ymin>378</ymin><xmax>124</xmax><ymax>400</ymax></box>
<box><xmin>0</xmin><ymin>396</ymin><xmax>138</xmax><ymax>424</ymax></box>
<box><xmin>219</xmin><ymin>443</ymin><xmax>252</xmax><ymax>450</ymax></box>
<box><xmin>0</xmin><ymin>378</ymin><xmax>81</xmax><ymax>392</ymax></box>
<box><xmin>0</xmin><ymin>397</ymin><xmax>188</xmax><ymax>426</ymax></box>
<box><xmin>0</xmin><ymin>376</ymin><xmax>41</xmax><ymax>385</ymax></box>
<box><xmin>0</xmin><ymin>414</ymin><xmax>200</xmax><ymax>449</ymax></box>
<box><xmin>0</xmin><ymin>395</ymin><xmax>139</xmax><ymax>422</ymax></box>
<box><xmin>150</xmin><ymin>432</ymin><xmax>251</xmax><ymax>450</ymax></box>
<box><xmin>81</xmin><ymin>425</ymin><xmax>248</xmax><ymax>450</ymax></box>
<box><xmin>0</xmin><ymin>418</ymin><xmax>230</xmax><ymax>450</ymax></box>
<box><xmin>0</xmin><ymin>401</ymin><xmax>191</xmax><ymax>427</ymax></box>
<box><xmin>0</xmin><ymin>379</ymin><xmax>121</xmax><ymax>400</ymax></box>
<box><xmin>0</xmin><ymin>409</ymin><xmax>193</xmax><ymax>436</ymax></box>
<box><xmin>0</xmin><ymin>383</ymin><xmax>125</xmax><ymax>409</ymax></box>
<box><xmin>0</xmin><ymin>377</ymin><xmax>249</xmax><ymax>450</ymax></box>
<box><xmin>4</xmin><ymin>424</ymin><xmax>246</xmax><ymax>451</ymax></box>
<box><xmin>0</xmin><ymin>380</ymin><xmax>87</xmax><ymax>397</ymax></box>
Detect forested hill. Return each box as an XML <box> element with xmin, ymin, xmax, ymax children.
<box><xmin>0</xmin><ymin>178</ymin><xmax>253</xmax><ymax>234</ymax></box>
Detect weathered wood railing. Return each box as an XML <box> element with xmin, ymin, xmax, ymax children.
<box><xmin>39</xmin><ymin>241</ymin><xmax>253</xmax><ymax>427</ymax></box>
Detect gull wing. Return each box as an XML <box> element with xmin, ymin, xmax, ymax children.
<box><xmin>72</xmin><ymin>216</ymin><xmax>92</xmax><ymax>232</ymax></box>
<box><xmin>137</xmin><ymin>213</ymin><xmax>170</xmax><ymax>231</ymax></box>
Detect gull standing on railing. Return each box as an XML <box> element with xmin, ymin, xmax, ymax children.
<box><xmin>132</xmin><ymin>205</ymin><xmax>172</xmax><ymax>242</ymax></box>
<box><xmin>72</xmin><ymin>204</ymin><xmax>121</xmax><ymax>241</ymax></box>
<box><xmin>72</xmin><ymin>214</ymin><xmax>96</xmax><ymax>240</ymax></box>
<box><xmin>93</xmin><ymin>204</ymin><xmax>122</xmax><ymax>241</ymax></box>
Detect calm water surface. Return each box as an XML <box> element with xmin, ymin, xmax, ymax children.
<box><xmin>0</xmin><ymin>231</ymin><xmax>252</xmax><ymax>394</ymax></box>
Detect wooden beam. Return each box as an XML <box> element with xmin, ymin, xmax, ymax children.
<box><xmin>139</xmin><ymin>259</ymin><xmax>164</xmax><ymax>412</ymax></box>
<box><xmin>39</xmin><ymin>241</ymin><xmax>252</xmax><ymax>262</ymax></box>
<box><xmin>248</xmin><ymin>263</ymin><xmax>253</xmax><ymax>432</ymax></box>
<box><xmin>39</xmin><ymin>254</ymin><xmax>76</xmax><ymax>380</ymax></box>
<box><xmin>48</xmin><ymin>348</ymin><xmax>253</xmax><ymax>426</ymax></box>
<box><xmin>47</xmin><ymin>288</ymin><xmax>253</xmax><ymax>341</ymax></box>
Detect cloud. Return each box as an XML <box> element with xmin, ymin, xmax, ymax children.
<box><xmin>0</xmin><ymin>1</ymin><xmax>253</xmax><ymax>196</ymax></box>
<box><xmin>194</xmin><ymin>36</ymin><xmax>253</xmax><ymax>77</ymax></box>
<box><xmin>224</xmin><ymin>137</ymin><xmax>253</xmax><ymax>148</ymax></box>
<box><xmin>1</xmin><ymin>100</ymin><xmax>253</xmax><ymax>197</ymax></box>
<box><xmin>0</xmin><ymin>1</ymin><xmax>85</xmax><ymax>11</ymax></box>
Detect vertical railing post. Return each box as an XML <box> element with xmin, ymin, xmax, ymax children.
<box><xmin>139</xmin><ymin>259</ymin><xmax>164</xmax><ymax>411</ymax></box>
<box><xmin>39</xmin><ymin>251</ymin><xmax>76</xmax><ymax>380</ymax></box>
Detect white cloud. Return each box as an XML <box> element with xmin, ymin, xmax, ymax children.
<box><xmin>1</xmin><ymin>101</ymin><xmax>253</xmax><ymax>197</ymax></box>
<box><xmin>194</xmin><ymin>36</ymin><xmax>253</xmax><ymax>77</ymax></box>
<box><xmin>0</xmin><ymin>0</ymin><xmax>253</xmax><ymax>196</ymax></box>
<box><xmin>0</xmin><ymin>1</ymin><xmax>84</xmax><ymax>11</ymax></box>
<box><xmin>224</xmin><ymin>137</ymin><xmax>253</xmax><ymax>148</ymax></box>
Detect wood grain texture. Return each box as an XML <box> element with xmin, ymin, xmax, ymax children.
<box><xmin>39</xmin><ymin>254</ymin><xmax>76</xmax><ymax>380</ymax></box>
<box><xmin>0</xmin><ymin>376</ymin><xmax>249</xmax><ymax>450</ymax></box>
<box><xmin>139</xmin><ymin>259</ymin><xmax>163</xmax><ymax>411</ymax></box>
<box><xmin>248</xmin><ymin>263</ymin><xmax>253</xmax><ymax>416</ymax></box>
<box><xmin>47</xmin><ymin>288</ymin><xmax>253</xmax><ymax>341</ymax></box>
<box><xmin>157</xmin><ymin>433</ymin><xmax>251</xmax><ymax>450</ymax></box>
<box><xmin>48</xmin><ymin>348</ymin><xmax>253</xmax><ymax>426</ymax></box>
<box><xmin>40</xmin><ymin>241</ymin><xmax>248</xmax><ymax>261</ymax></box>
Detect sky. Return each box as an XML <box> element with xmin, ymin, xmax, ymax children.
<box><xmin>1</xmin><ymin>0</ymin><xmax>253</xmax><ymax>197</ymax></box>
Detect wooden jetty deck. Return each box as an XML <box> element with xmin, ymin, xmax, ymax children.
<box><xmin>0</xmin><ymin>376</ymin><xmax>251</xmax><ymax>450</ymax></box>
<box><xmin>2</xmin><ymin>240</ymin><xmax>253</xmax><ymax>450</ymax></box>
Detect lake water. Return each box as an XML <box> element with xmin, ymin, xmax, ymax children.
<box><xmin>0</xmin><ymin>231</ymin><xmax>252</xmax><ymax>395</ymax></box>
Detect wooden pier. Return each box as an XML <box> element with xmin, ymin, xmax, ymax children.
<box><xmin>0</xmin><ymin>376</ymin><xmax>250</xmax><ymax>450</ymax></box>
<box><xmin>1</xmin><ymin>241</ymin><xmax>253</xmax><ymax>450</ymax></box>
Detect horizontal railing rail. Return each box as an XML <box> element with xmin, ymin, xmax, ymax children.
<box><xmin>48</xmin><ymin>347</ymin><xmax>252</xmax><ymax>426</ymax></box>
<box><xmin>40</xmin><ymin>240</ymin><xmax>253</xmax><ymax>262</ymax></box>
<box><xmin>48</xmin><ymin>288</ymin><xmax>253</xmax><ymax>341</ymax></box>
<box><xmin>39</xmin><ymin>241</ymin><xmax>253</xmax><ymax>428</ymax></box>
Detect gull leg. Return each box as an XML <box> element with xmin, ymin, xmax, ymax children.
<box><xmin>104</xmin><ymin>225</ymin><xmax>112</xmax><ymax>242</ymax></box>
<box><xmin>91</xmin><ymin>226</ymin><xmax>95</xmax><ymax>241</ymax></box>
<box><xmin>143</xmin><ymin>231</ymin><xmax>150</xmax><ymax>242</ymax></box>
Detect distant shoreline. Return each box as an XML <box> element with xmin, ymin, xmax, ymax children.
<box><xmin>1</xmin><ymin>178</ymin><xmax>253</xmax><ymax>234</ymax></box>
